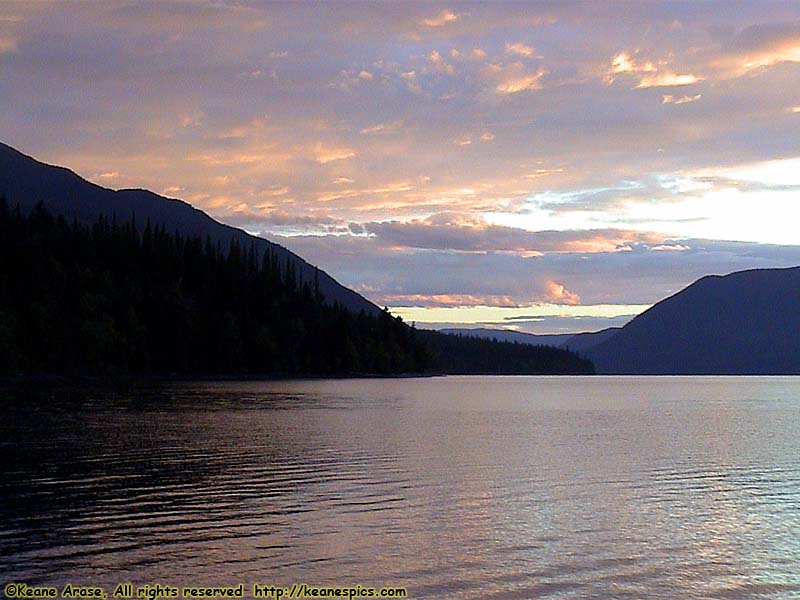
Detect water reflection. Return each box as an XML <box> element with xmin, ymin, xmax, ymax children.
<box><xmin>2</xmin><ymin>377</ymin><xmax>800</xmax><ymax>598</ymax></box>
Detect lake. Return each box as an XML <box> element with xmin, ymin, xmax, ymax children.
<box><xmin>3</xmin><ymin>376</ymin><xmax>800</xmax><ymax>599</ymax></box>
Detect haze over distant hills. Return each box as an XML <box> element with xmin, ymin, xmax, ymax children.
<box><xmin>0</xmin><ymin>141</ymin><xmax>378</xmax><ymax>315</ymax></box>
<box><xmin>448</xmin><ymin>267</ymin><xmax>800</xmax><ymax>374</ymax></box>
<box><xmin>439</xmin><ymin>327</ymin><xmax>620</xmax><ymax>354</ymax></box>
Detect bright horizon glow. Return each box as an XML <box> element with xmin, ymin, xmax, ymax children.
<box><xmin>485</xmin><ymin>157</ymin><xmax>800</xmax><ymax>246</ymax></box>
<box><xmin>392</xmin><ymin>303</ymin><xmax>652</xmax><ymax>327</ymax></box>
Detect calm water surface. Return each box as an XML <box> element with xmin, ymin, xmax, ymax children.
<box><xmin>3</xmin><ymin>376</ymin><xmax>800</xmax><ymax>599</ymax></box>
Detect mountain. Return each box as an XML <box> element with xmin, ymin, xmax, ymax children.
<box><xmin>0</xmin><ymin>142</ymin><xmax>596</xmax><ymax>377</ymax></box>
<box><xmin>587</xmin><ymin>267</ymin><xmax>800</xmax><ymax>374</ymax></box>
<box><xmin>439</xmin><ymin>326</ymin><xmax>620</xmax><ymax>354</ymax></box>
<box><xmin>0</xmin><ymin>141</ymin><xmax>378</xmax><ymax>315</ymax></box>
<box><xmin>560</xmin><ymin>327</ymin><xmax>621</xmax><ymax>354</ymax></box>
<box><xmin>0</xmin><ymin>198</ymin><xmax>594</xmax><ymax>377</ymax></box>
<box><xmin>0</xmin><ymin>200</ymin><xmax>426</xmax><ymax>376</ymax></box>
<box><xmin>439</xmin><ymin>328</ymin><xmax>576</xmax><ymax>347</ymax></box>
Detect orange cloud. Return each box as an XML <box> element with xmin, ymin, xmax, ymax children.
<box><xmin>314</xmin><ymin>143</ymin><xmax>356</xmax><ymax>164</ymax></box>
<box><xmin>427</xmin><ymin>50</ymin><xmax>455</xmax><ymax>75</ymax></box>
<box><xmin>607</xmin><ymin>51</ymin><xmax>702</xmax><ymax>88</ymax></box>
<box><xmin>609</xmin><ymin>52</ymin><xmax>656</xmax><ymax>76</ymax></box>
<box><xmin>543</xmin><ymin>281</ymin><xmax>580</xmax><ymax>305</ymax></box>
<box><xmin>505</xmin><ymin>41</ymin><xmax>534</xmax><ymax>57</ymax></box>
<box><xmin>637</xmin><ymin>72</ymin><xmax>702</xmax><ymax>88</ymax></box>
<box><xmin>420</xmin><ymin>10</ymin><xmax>458</xmax><ymax>27</ymax></box>
<box><xmin>716</xmin><ymin>28</ymin><xmax>800</xmax><ymax>77</ymax></box>
<box><xmin>378</xmin><ymin>294</ymin><xmax>522</xmax><ymax>308</ymax></box>
<box><xmin>485</xmin><ymin>62</ymin><xmax>546</xmax><ymax>93</ymax></box>
<box><xmin>662</xmin><ymin>94</ymin><xmax>701</xmax><ymax>104</ymax></box>
<box><xmin>360</xmin><ymin>121</ymin><xmax>403</xmax><ymax>135</ymax></box>
<box><xmin>523</xmin><ymin>167</ymin><xmax>565</xmax><ymax>180</ymax></box>
<box><xmin>740</xmin><ymin>43</ymin><xmax>800</xmax><ymax>71</ymax></box>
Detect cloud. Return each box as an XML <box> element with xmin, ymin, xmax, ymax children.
<box><xmin>419</xmin><ymin>10</ymin><xmax>458</xmax><ymax>27</ymax></box>
<box><xmin>636</xmin><ymin>72</ymin><xmax>702</xmax><ymax>88</ymax></box>
<box><xmin>608</xmin><ymin>52</ymin><xmax>657</xmax><ymax>76</ymax></box>
<box><xmin>426</xmin><ymin>50</ymin><xmax>455</xmax><ymax>75</ymax></box>
<box><xmin>261</xmin><ymin>186</ymin><xmax>290</xmax><ymax>197</ymax></box>
<box><xmin>523</xmin><ymin>167</ymin><xmax>564</xmax><ymax>180</ymax></box>
<box><xmin>484</xmin><ymin>62</ymin><xmax>547</xmax><ymax>93</ymax></box>
<box><xmin>277</xmin><ymin>231</ymin><xmax>800</xmax><ymax>327</ymax></box>
<box><xmin>505</xmin><ymin>41</ymin><xmax>535</xmax><ymax>57</ymax></box>
<box><xmin>378</xmin><ymin>294</ymin><xmax>523</xmax><ymax>308</ymax></box>
<box><xmin>360</xmin><ymin>213</ymin><xmax>667</xmax><ymax>254</ymax></box>
<box><xmin>6</xmin><ymin>1</ymin><xmax>800</xmax><ymax>331</ymax></box>
<box><xmin>542</xmin><ymin>280</ymin><xmax>580</xmax><ymax>305</ymax></box>
<box><xmin>313</xmin><ymin>143</ymin><xmax>356</xmax><ymax>164</ymax></box>
<box><xmin>662</xmin><ymin>93</ymin><xmax>701</xmax><ymax>104</ymax></box>
<box><xmin>714</xmin><ymin>22</ymin><xmax>800</xmax><ymax>76</ymax></box>
<box><xmin>399</xmin><ymin>69</ymin><xmax>422</xmax><ymax>93</ymax></box>
<box><xmin>85</xmin><ymin>1</ymin><xmax>271</xmax><ymax>35</ymax></box>
<box><xmin>223</xmin><ymin>209</ymin><xmax>345</xmax><ymax>232</ymax></box>
<box><xmin>650</xmin><ymin>244</ymin><xmax>691</xmax><ymax>251</ymax></box>
<box><xmin>359</xmin><ymin>120</ymin><xmax>403</xmax><ymax>135</ymax></box>
<box><xmin>606</xmin><ymin>51</ymin><xmax>702</xmax><ymax>88</ymax></box>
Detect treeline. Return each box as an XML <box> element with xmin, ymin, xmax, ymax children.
<box><xmin>0</xmin><ymin>200</ymin><xmax>594</xmax><ymax>377</ymax></box>
<box><xmin>0</xmin><ymin>200</ymin><xmax>427</xmax><ymax>376</ymax></box>
<box><xmin>418</xmin><ymin>330</ymin><xmax>595</xmax><ymax>375</ymax></box>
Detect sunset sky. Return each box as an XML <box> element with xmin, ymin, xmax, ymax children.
<box><xmin>3</xmin><ymin>1</ymin><xmax>800</xmax><ymax>333</ymax></box>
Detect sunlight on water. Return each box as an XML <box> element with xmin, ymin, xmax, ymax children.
<box><xmin>3</xmin><ymin>376</ymin><xmax>800</xmax><ymax>599</ymax></box>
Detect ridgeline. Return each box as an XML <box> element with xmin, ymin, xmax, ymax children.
<box><xmin>0</xmin><ymin>201</ymin><xmax>594</xmax><ymax>377</ymax></box>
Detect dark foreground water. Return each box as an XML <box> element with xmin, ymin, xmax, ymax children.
<box><xmin>2</xmin><ymin>376</ymin><xmax>800</xmax><ymax>599</ymax></box>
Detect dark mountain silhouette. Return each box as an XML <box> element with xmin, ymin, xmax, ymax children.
<box><xmin>0</xmin><ymin>141</ymin><xmax>378</xmax><ymax>315</ymax></box>
<box><xmin>561</xmin><ymin>327</ymin><xmax>621</xmax><ymax>354</ymax></box>
<box><xmin>0</xmin><ymin>200</ymin><xmax>426</xmax><ymax>376</ymax></box>
<box><xmin>586</xmin><ymin>267</ymin><xmax>800</xmax><ymax>374</ymax></box>
<box><xmin>0</xmin><ymin>142</ymin><xmax>595</xmax><ymax>377</ymax></box>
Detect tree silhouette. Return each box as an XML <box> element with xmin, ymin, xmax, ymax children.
<box><xmin>0</xmin><ymin>198</ymin><xmax>594</xmax><ymax>377</ymax></box>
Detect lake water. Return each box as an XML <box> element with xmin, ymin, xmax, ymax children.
<box><xmin>3</xmin><ymin>376</ymin><xmax>800</xmax><ymax>599</ymax></box>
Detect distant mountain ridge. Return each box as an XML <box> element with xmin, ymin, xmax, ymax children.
<box><xmin>0</xmin><ymin>141</ymin><xmax>379</xmax><ymax>315</ymax></box>
<box><xmin>439</xmin><ymin>328</ymin><xmax>576</xmax><ymax>347</ymax></box>
<box><xmin>587</xmin><ymin>267</ymin><xmax>800</xmax><ymax>374</ymax></box>
<box><xmin>443</xmin><ymin>266</ymin><xmax>800</xmax><ymax>374</ymax></box>
<box><xmin>439</xmin><ymin>327</ymin><xmax>620</xmax><ymax>354</ymax></box>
